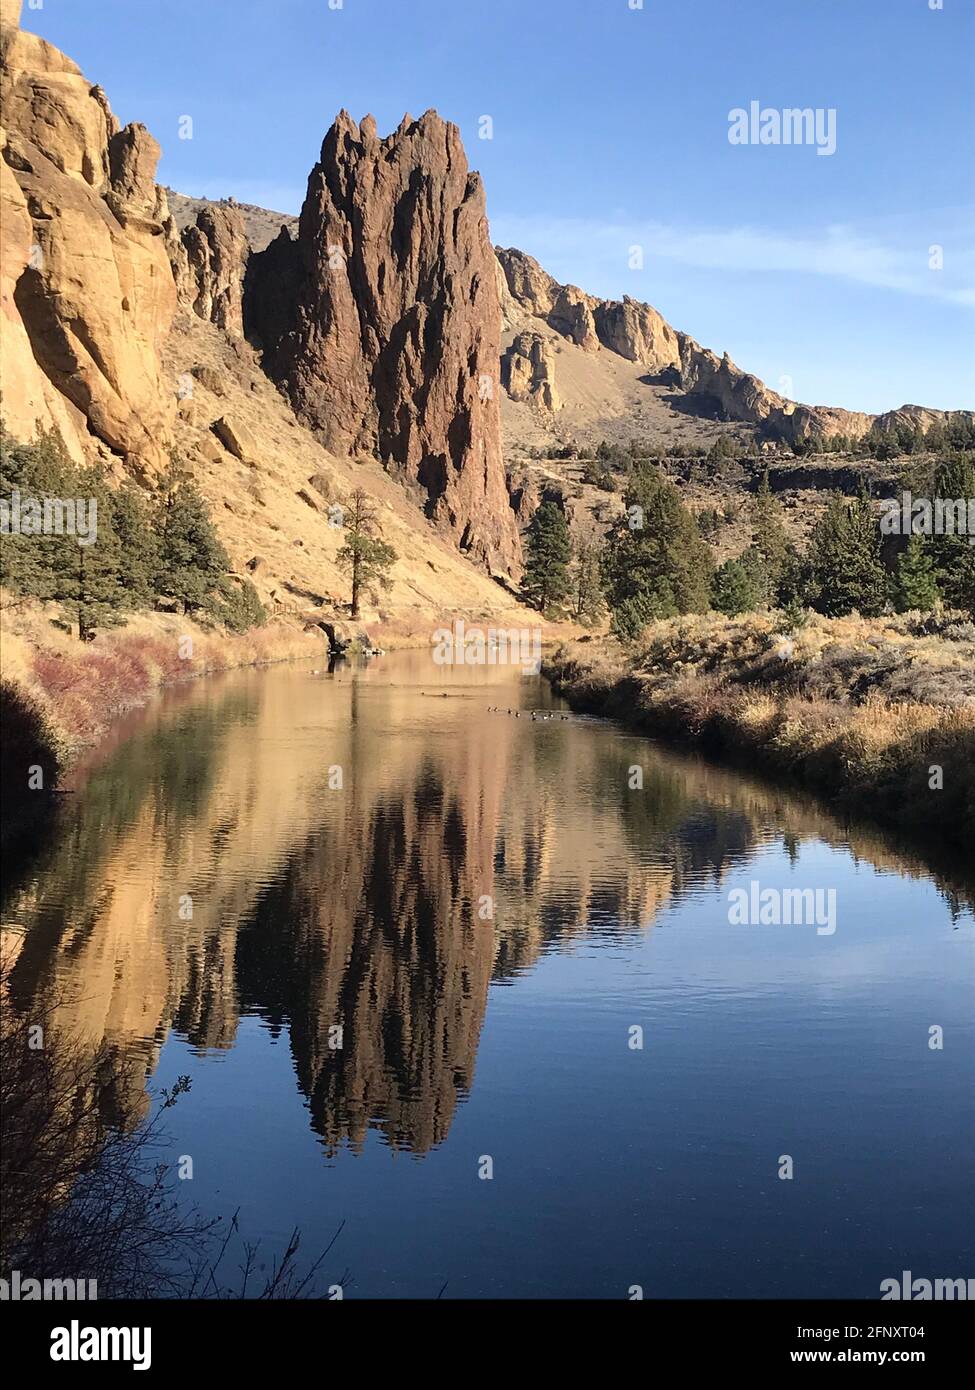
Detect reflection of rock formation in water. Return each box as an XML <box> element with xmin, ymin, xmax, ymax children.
<box><xmin>3</xmin><ymin>661</ymin><xmax>972</xmax><ymax>1157</ymax></box>
<box><xmin>237</xmin><ymin>776</ymin><xmax>500</xmax><ymax>1154</ymax></box>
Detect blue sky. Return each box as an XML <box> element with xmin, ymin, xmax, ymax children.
<box><xmin>27</xmin><ymin>0</ymin><xmax>974</xmax><ymax>413</ymax></box>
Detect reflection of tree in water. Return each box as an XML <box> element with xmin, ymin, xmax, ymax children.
<box><xmin>589</xmin><ymin>744</ymin><xmax>755</xmax><ymax>881</ymax></box>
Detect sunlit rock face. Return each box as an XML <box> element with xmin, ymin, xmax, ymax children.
<box><xmin>501</xmin><ymin>332</ymin><xmax>561</xmax><ymax>412</ymax></box>
<box><xmin>167</xmin><ymin>201</ymin><xmax>249</xmax><ymax>337</ymax></box>
<box><xmin>246</xmin><ymin>109</ymin><xmax>521</xmax><ymax>576</ymax></box>
<box><xmin>1</xmin><ymin>1</ymin><xmax>175</xmax><ymax>471</ymax></box>
<box><xmin>494</xmin><ymin>242</ymin><xmax>962</xmax><ymax>446</ymax></box>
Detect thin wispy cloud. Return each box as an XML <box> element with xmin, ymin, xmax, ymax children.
<box><xmin>491</xmin><ymin>212</ymin><xmax>975</xmax><ymax>309</ymax></box>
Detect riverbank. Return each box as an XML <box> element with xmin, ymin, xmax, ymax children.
<box><xmin>0</xmin><ymin>601</ymin><xmax>322</xmax><ymax>801</ymax></box>
<box><xmin>0</xmin><ymin>600</ymin><xmax>578</xmax><ymax>805</ymax></box>
<box><xmin>544</xmin><ymin>612</ymin><xmax>975</xmax><ymax>849</ymax></box>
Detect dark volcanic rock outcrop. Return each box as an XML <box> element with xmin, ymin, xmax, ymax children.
<box><xmin>247</xmin><ymin>109</ymin><xmax>520</xmax><ymax>574</ymax></box>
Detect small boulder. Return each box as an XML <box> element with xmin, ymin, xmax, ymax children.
<box><xmin>191</xmin><ymin>365</ymin><xmax>225</xmax><ymax>396</ymax></box>
<box><xmin>212</xmin><ymin>415</ymin><xmax>257</xmax><ymax>464</ymax></box>
<box><xmin>195</xmin><ymin>435</ymin><xmax>224</xmax><ymax>466</ymax></box>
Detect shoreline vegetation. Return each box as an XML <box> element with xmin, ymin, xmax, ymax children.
<box><xmin>0</xmin><ymin>598</ymin><xmax>568</xmax><ymax>817</ymax></box>
<box><xmin>0</xmin><ymin>603</ymin><xmax>321</xmax><ymax>838</ymax></box>
<box><xmin>544</xmin><ymin>611</ymin><xmax>975</xmax><ymax>854</ymax></box>
<box><xmin>3</xmin><ymin>425</ymin><xmax>973</xmax><ymax>867</ymax></box>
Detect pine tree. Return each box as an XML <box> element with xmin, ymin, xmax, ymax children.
<box><xmin>571</xmin><ymin>542</ymin><xmax>605</xmax><ymax>626</ymax></box>
<box><xmin>893</xmin><ymin>536</ymin><xmax>941</xmax><ymax>612</ymax></box>
<box><xmin>213</xmin><ymin>576</ymin><xmax>267</xmax><ymax>633</ymax></box>
<box><xmin>775</xmin><ymin>542</ymin><xmax>811</xmax><ymax>609</ymax></box>
<box><xmin>153</xmin><ymin>464</ymin><xmax>230</xmax><ymax>614</ymax></box>
<box><xmin>807</xmin><ymin>491</ymin><xmax>889</xmax><ymax>617</ymax></box>
<box><xmin>0</xmin><ymin>431</ymin><xmax>268</xmax><ymax>634</ymax></box>
<box><xmin>112</xmin><ymin>482</ymin><xmax>158</xmax><ymax>609</ymax></box>
<box><xmin>928</xmin><ymin>453</ymin><xmax>975</xmax><ymax>617</ymax></box>
<box><xmin>749</xmin><ymin>469</ymin><xmax>789</xmax><ymax>601</ymax></box>
<box><xmin>602</xmin><ymin>464</ymin><xmax>712</xmax><ymax>639</ymax></box>
<box><xmin>67</xmin><ymin>466</ymin><xmax>127</xmax><ymax>639</ymax></box>
<box><xmin>0</xmin><ymin>427</ymin><xmax>75</xmax><ymax>602</ymax></box>
<box><xmin>522</xmin><ymin>501</ymin><xmax>572</xmax><ymax>612</ymax></box>
<box><xmin>336</xmin><ymin>487</ymin><xmax>397</xmax><ymax>617</ymax></box>
<box><xmin>711</xmin><ymin>556</ymin><xmax>762</xmax><ymax>616</ymax></box>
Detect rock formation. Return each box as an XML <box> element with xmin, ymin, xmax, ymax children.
<box><xmin>676</xmin><ymin>341</ymin><xmax>788</xmax><ymax>423</ymax></box>
<box><xmin>501</xmin><ymin>332</ymin><xmax>561</xmax><ymax>412</ymax></box>
<box><xmin>1</xmin><ymin>126</ymin><xmax>87</xmax><ymax>459</ymax></box>
<box><xmin>495</xmin><ymin>247</ymin><xmax>558</xmax><ymax>317</ymax></box>
<box><xmin>1</xmin><ymin>0</ymin><xmax>175</xmax><ymax>471</ymax></box>
<box><xmin>548</xmin><ymin>283</ymin><xmax>600</xmax><ymax>353</ymax></box>
<box><xmin>595</xmin><ymin>297</ymin><xmax>680</xmax><ymax>374</ymax></box>
<box><xmin>246</xmin><ymin>109</ymin><xmax>521</xmax><ymax>574</ymax></box>
<box><xmin>168</xmin><ymin>201</ymin><xmax>249</xmax><ymax>336</ymax></box>
<box><xmin>496</xmin><ymin>239</ymin><xmax>964</xmax><ymax>447</ymax></box>
<box><xmin>497</xmin><ymin>247</ymin><xmax>677</xmax><ymax>373</ymax></box>
<box><xmin>3</xmin><ymin>0</ymin><xmax>966</xmax><ymax>563</ymax></box>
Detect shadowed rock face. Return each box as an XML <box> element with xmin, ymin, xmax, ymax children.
<box><xmin>0</xmin><ymin>1</ymin><xmax>175</xmax><ymax>471</ymax></box>
<box><xmin>247</xmin><ymin>109</ymin><xmax>521</xmax><ymax>575</ymax></box>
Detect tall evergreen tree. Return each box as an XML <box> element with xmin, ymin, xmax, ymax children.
<box><xmin>213</xmin><ymin>576</ymin><xmax>267</xmax><ymax>633</ymax></box>
<box><xmin>749</xmin><ymin>469</ymin><xmax>789</xmax><ymax>602</ymax></box>
<box><xmin>893</xmin><ymin>536</ymin><xmax>941</xmax><ymax>612</ymax></box>
<box><xmin>153</xmin><ymin>464</ymin><xmax>230</xmax><ymax>615</ymax></box>
<box><xmin>67</xmin><ymin>466</ymin><xmax>127</xmax><ymax>639</ymax></box>
<box><xmin>112</xmin><ymin>482</ymin><xmax>158</xmax><ymax>609</ymax></box>
<box><xmin>1</xmin><ymin>430</ymin><xmax>267</xmax><ymax>634</ymax></box>
<box><xmin>0</xmin><ymin>435</ymin><xmax>127</xmax><ymax>638</ymax></box>
<box><xmin>0</xmin><ymin>427</ymin><xmax>75</xmax><ymax>601</ymax></box>
<box><xmin>336</xmin><ymin>487</ymin><xmax>397</xmax><ymax>617</ymax></box>
<box><xmin>775</xmin><ymin>541</ymin><xmax>811</xmax><ymax>610</ymax></box>
<box><xmin>711</xmin><ymin>556</ymin><xmax>762</xmax><ymax>616</ymax></box>
<box><xmin>602</xmin><ymin>464</ymin><xmax>712</xmax><ymax>639</ymax></box>
<box><xmin>928</xmin><ymin>453</ymin><xmax>975</xmax><ymax>618</ymax></box>
<box><xmin>522</xmin><ymin>501</ymin><xmax>572</xmax><ymax>612</ymax></box>
<box><xmin>571</xmin><ymin>542</ymin><xmax>605</xmax><ymax>626</ymax></box>
<box><xmin>807</xmin><ymin>491</ymin><xmax>889</xmax><ymax>617</ymax></box>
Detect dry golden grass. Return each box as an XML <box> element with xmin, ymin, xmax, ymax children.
<box><xmin>1</xmin><ymin>597</ymin><xmax>321</xmax><ymax>766</ymax></box>
<box><xmin>547</xmin><ymin>612</ymin><xmax>975</xmax><ymax>847</ymax></box>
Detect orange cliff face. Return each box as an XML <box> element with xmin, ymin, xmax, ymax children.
<box><xmin>1</xmin><ymin>0</ymin><xmax>176</xmax><ymax>472</ymax></box>
<box><xmin>1</xmin><ymin>5</ymin><xmax>521</xmax><ymax>585</ymax></box>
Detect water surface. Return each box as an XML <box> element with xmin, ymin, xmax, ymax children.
<box><xmin>3</xmin><ymin>653</ymin><xmax>973</xmax><ymax>1297</ymax></box>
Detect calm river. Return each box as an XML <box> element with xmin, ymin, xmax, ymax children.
<box><xmin>3</xmin><ymin>652</ymin><xmax>973</xmax><ymax>1297</ymax></box>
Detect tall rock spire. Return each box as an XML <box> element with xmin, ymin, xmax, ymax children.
<box><xmin>247</xmin><ymin>110</ymin><xmax>521</xmax><ymax>575</ymax></box>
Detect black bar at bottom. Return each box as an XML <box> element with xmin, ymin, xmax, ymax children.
<box><xmin>4</xmin><ymin>1297</ymin><xmax>969</xmax><ymax>1374</ymax></box>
